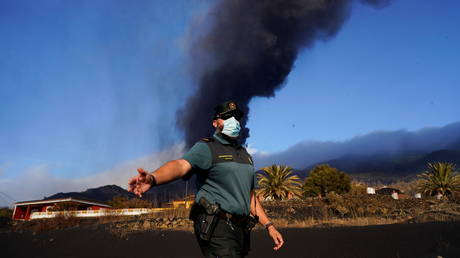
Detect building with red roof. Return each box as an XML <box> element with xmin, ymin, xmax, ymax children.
<box><xmin>12</xmin><ymin>198</ymin><xmax>111</xmax><ymax>220</ymax></box>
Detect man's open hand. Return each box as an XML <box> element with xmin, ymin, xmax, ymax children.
<box><xmin>128</xmin><ymin>168</ymin><xmax>152</xmax><ymax>198</ymax></box>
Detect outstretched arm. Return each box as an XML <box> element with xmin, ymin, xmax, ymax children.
<box><xmin>128</xmin><ymin>159</ymin><xmax>192</xmax><ymax>197</ymax></box>
<box><xmin>250</xmin><ymin>191</ymin><xmax>284</xmax><ymax>251</ymax></box>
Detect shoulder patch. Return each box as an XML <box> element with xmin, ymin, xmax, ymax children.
<box><xmin>200</xmin><ymin>137</ymin><xmax>214</xmax><ymax>143</ymax></box>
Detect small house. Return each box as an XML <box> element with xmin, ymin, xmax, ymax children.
<box><xmin>12</xmin><ymin>197</ymin><xmax>111</xmax><ymax>220</ymax></box>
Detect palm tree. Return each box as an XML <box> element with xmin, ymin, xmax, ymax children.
<box><xmin>257</xmin><ymin>165</ymin><xmax>303</xmax><ymax>200</ymax></box>
<box><xmin>417</xmin><ymin>162</ymin><xmax>460</xmax><ymax>197</ymax></box>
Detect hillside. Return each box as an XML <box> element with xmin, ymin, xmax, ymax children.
<box><xmin>45</xmin><ymin>179</ymin><xmax>196</xmax><ymax>205</ymax></box>
<box><xmin>297</xmin><ymin>149</ymin><xmax>460</xmax><ymax>181</ymax></box>
<box><xmin>45</xmin><ymin>185</ymin><xmax>136</xmax><ymax>202</ymax></box>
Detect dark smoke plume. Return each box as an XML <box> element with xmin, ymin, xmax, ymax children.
<box><xmin>178</xmin><ymin>0</ymin><xmax>391</xmax><ymax>148</ymax></box>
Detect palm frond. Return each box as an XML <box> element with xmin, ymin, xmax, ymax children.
<box><xmin>257</xmin><ymin>165</ymin><xmax>303</xmax><ymax>200</ymax></box>
<box><xmin>417</xmin><ymin>162</ymin><xmax>460</xmax><ymax>197</ymax></box>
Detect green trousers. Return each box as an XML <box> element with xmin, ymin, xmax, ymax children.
<box><xmin>194</xmin><ymin>217</ymin><xmax>251</xmax><ymax>258</ymax></box>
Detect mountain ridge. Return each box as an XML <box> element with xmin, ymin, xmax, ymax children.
<box><xmin>45</xmin><ymin>180</ymin><xmax>195</xmax><ymax>205</ymax></box>
<box><xmin>296</xmin><ymin>149</ymin><xmax>460</xmax><ymax>181</ymax></box>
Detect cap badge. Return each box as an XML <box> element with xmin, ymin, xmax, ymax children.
<box><xmin>228</xmin><ymin>102</ymin><xmax>236</xmax><ymax>110</ymax></box>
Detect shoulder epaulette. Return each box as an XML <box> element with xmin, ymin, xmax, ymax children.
<box><xmin>201</xmin><ymin>137</ymin><xmax>214</xmax><ymax>142</ymax></box>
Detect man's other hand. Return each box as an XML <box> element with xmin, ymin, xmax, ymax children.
<box><xmin>268</xmin><ymin>226</ymin><xmax>284</xmax><ymax>251</ymax></box>
<box><xmin>128</xmin><ymin>168</ymin><xmax>152</xmax><ymax>198</ymax></box>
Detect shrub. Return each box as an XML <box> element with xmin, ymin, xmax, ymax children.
<box><xmin>303</xmin><ymin>164</ymin><xmax>351</xmax><ymax>197</ymax></box>
<box><xmin>349</xmin><ymin>181</ymin><xmax>367</xmax><ymax>196</ymax></box>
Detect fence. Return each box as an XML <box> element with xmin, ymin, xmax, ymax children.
<box><xmin>29</xmin><ymin>207</ymin><xmax>175</xmax><ymax>219</ymax></box>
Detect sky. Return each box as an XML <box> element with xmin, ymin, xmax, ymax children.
<box><xmin>0</xmin><ymin>0</ymin><xmax>459</xmax><ymax>205</ymax></box>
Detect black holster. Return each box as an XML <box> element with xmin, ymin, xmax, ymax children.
<box><xmin>189</xmin><ymin>197</ymin><xmax>221</xmax><ymax>241</ymax></box>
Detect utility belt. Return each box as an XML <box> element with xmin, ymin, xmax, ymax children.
<box><xmin>189</xmin><ymin>197</ymin><xmax>258</xmax><ymax>241</ymax></box>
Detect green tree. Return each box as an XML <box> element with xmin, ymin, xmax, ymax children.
<box><xmin>257</xmin><ymin>165</ymin><xmax>302</xmax><ymax>200</ymax></box>
<box><xmin>417</xmin><ymin>162</ymin><xmax>460</xmax><ymax>197</ymax></box>
<box><xmin>303</xmin><ymin>164</ymin><xmax>351</xmax><ymax>197</ymax></box>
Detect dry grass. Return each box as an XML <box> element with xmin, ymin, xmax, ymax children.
<box><xmin>269</xmin><ymin>217</ymin><xmax>403</xmax><ymax>229</ymax></box>
<box><xmin>262</xmin><ymin>192</ymin><xmax>460</xmax><ymax>223</ymax></box>
<box><xmin>11</xmin><ymin>208</ymin><xmax>193</xmax><ymax>236</ymax></box>
<box><xmin>99</xmin><ymin>208</ymin><xmax>193</xmax><ymax>237</ymax></box>
<box><xmin>24</xmin><ymin>214</ymin><xmax>83</xmax><ymax>233</ymax></box>
<box><xmin>107</xmin><ymin>216</ymin><xmax>193</xmax><ymax>238</ymax></box>
<box><xmin>97</xmin><ymin>214</ymin><xmax>128</xmax><ymax>224</ymax></box>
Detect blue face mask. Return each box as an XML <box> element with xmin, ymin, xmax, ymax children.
<box><xmin>221</xmin><ymin>117</ymin><xmax>241</xmax><ymax>138</ymax></box>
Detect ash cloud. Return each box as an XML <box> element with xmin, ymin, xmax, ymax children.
<box><xmin>252</xmin><ymin>121</ymin><xmax>460</xmax><ymax>169</ymax></box>
<box><xmin>178</xmin><ymin>0</ymin><xmax>392</xmax><ymax>147</ymax></box>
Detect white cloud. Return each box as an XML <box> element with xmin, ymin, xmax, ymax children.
<box><xmin>0</xmin><ymin>144</ymin><xmax>186</xmax><ymax>207</ymax></box>
<box><xmin>0</xmin><ymin>164</ymin><xmax>69</xmax><ymax>206</ymax></box>
<box><xmin>246</xmin><ymin>144</ymin><xmax>269</xmax><ymax>156</ymax></box>
<box><xmin>82</xmin><ymin>143</ymin><xmax>186</xmax><ymax>188</ymax></box>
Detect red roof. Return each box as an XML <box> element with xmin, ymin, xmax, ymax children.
<box><xmin>14</xmin><ymin>197</ymin><xmax>111</xmax><ymax>208</ymax></box>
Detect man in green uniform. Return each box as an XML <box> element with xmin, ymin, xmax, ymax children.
<box><xmin>128</xmin><ymin>101</ymin><xmax>284</xmax><ymax>257</ymax></box>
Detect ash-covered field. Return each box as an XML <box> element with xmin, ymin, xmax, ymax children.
<box><xmin>2</xmin><ymin>221</ymin><xmax>460</xmax><ymax>258</ymax></box>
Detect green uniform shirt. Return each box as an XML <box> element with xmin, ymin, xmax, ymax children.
<box><xmin>183</xmin><ymin>133</ymin><xmax>258</xmax><ymax>215</ymax></box>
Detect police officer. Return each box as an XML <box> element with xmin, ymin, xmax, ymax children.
<box><xmin>128</xmin><ymin>101</ymin><xmax>284</xmax><ymax>257</ymax></box>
